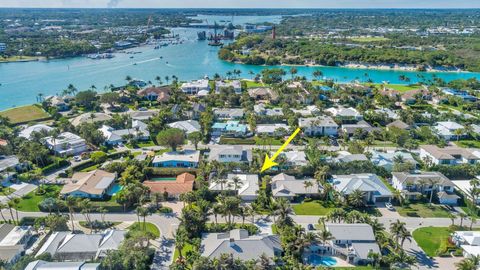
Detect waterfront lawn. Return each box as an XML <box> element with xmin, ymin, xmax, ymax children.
<box><xmin>128</xmin><ymin>222</ymin><xmax>160</xmax><ymax>238</ymax></box>
<box><xmin>0</xmin><ymin>55</ymin><xmax>42</xmax><ymax>63</ymax></box>
<box><xmin>412</xmin><ymin>227</ymin><xmax>454</xmax><ymax>257</ymax></box>
<box><xmin>396</xmin><ymin>203</ymin><xmax>451</xmax><ymax>218</ymax></box>
<box><xmin>15</xmin><ymin>185</ymin><xmax>62</xmax><ymax>212</ymax></box>
<box><xmin>455</xmin><ymin>140</ymin><xmax>480</xmax><ymax>149</ymax></box>
<box><xmin>0</xmin><ymin>105</ymin><xmax>51</xmax><ymax>124</ymax></box>
<box><xmin>243</xmin><ymin>80</ymin><xmax>265</xmax><ymax>88</ymax></box>
<box><xmin>292</xmin><ymin>201</ymin><xmax>335</xmax><ymax>216</ymax></box>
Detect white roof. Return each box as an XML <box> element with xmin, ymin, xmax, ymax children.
<box><xmin>168</xmin><ymin>120</ymin><xmax>201</xmax><ymax>134</ymax></box>
<box><xmin>44</xmin><ymin>132</ymin><xmax>85</xmax><ymax>147</ymax></box>
<box><xmin>209</xmin><ymin>174</ymin><xmax>259</xmax><ymax>197</ymax></box>
<box><xmin>0</xmin><ymin>226</ymin><xmax>31</xmax><ymax>246</ymax></box>
<box><xmin>256</xmin><ymin>124</ymin><xmax>289</xmax><ymax>134</ymax></box>
<box><xmin>181</xmin><ymin>79</ymin><xmax>209</xmax><ymax>89</ymax></box>
<box><xmin>332</xmin><ymin>174</ymin><xmax>392</xmax><ymax>197</ymax></box>
<box><xmin>19</xmin><ymin>124</ymin><xmax>53</xmax><ymax>139</ymax></box>
<box><xmin>152</xmin><ymin>150</ymin><xmax>200</xmax><ymax>164</ymax></box>
<box><xmin>462</xmin><ymin>244</ymin><xmax>480</xmax><ymax>256</ymax></box>
<box><xmin>437</xmin><ymin>121</ymin><xmax>464</xmax><ymax>130</ymax></box>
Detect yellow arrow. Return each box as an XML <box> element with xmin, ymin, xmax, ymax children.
<box><xmin>261</xmin><ymin>128</ymin><xmax>301</xmax><ymax>172</ymax></box>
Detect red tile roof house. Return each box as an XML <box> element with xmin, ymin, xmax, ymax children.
<box><xmin>143</xmin><ymin>173</ymin><xmax>195</xmax><ymax>199</ymax></box>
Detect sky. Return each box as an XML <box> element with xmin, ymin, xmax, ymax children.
<box><xmin>1</xmin><ymin>0</ymin><xmax>480</xmax><ymax>9</ymax></box>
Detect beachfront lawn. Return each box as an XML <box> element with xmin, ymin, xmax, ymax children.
<box><xmin>455</xmin><ymin>140</ymin><xmax>480</xmax><ymax>149</ymax></box>
<box><xmin>15</xmin><ymin>185</ymin><xmax>62</xmax><ymax>212</ymax></box>
<box><xmin>243</xmin><ymin>80</ymin><xmax>265</xmax><ymax>88</ymax></box>
<box><xmin>0</xmin><ymin>55</ymin><xmax>42</xmax><ymax>63</ymax></box>
<box><xmin>0</xmin><ymin>105</ymin><xmax>51</xmax><ymax>124</ymax></box>
<box><xmin>412</xmin><ymin>227</ymin><xmax>456</xmax><ymax>257</ymax></box>
<box><xmin>292</xmin><ymin>201</ymin><xmax>335</xmax><ymax>216</ymax></box>
<box><xmin>128</xmin><ymin>222</ymin><xmax>160</xmax><ymax>238</ymax></box>
<box><xmin>396</xmin><ymin>203</ymin><xmax>452</xmax><ymax>218</ymax></box>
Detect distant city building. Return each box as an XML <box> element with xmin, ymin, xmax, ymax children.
<box><xmin>0</xmin><ymin>43</ymin><xmax>6</xmax><ymax>53</ymax></box>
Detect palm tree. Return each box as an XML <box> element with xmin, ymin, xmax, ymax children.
<box><xmin>367</xmin><ymin>251</ymin><xmax>381</xmax><ymax>267</ymax></box>
<box><xmin>66</xmin><ymin>196</ymin><xmax>78</xmax><ymax>232</ymax></box>
<box><xmin>459</xmin><ymin>212</ymin><xmax>468</xmax><ymax>228</ymax></box>
<box><xmin>390</xmin><ymin>219</ymin><xmax>408</xmax><ymax>249</ymax></box>
<box><xmin>274</xmin><ymin>198</ymin><xmax>293</xmax><ymax>226</ymax></box>
<box><xmin>231</xmin><ymin>176</ymin><xmax>242</xmax><ymax>191</ymax></box>
<box><xmin>317</xmin><ymin>228</ymin><xmax>334</xmax><ymax>246</ymax></box>
<box><xmin>137</xmin><ymin>206</ymin><xmax>151</xmax><ymax>231</ymax></box>
<box><xmin>470</xmin><ymin>216</ymin><xmax>477</xmax><ymax>230</ymax></box>
<box><xmin>399</xmin><ymin>228</ymin><xmax>412</xmax><ymax>248</ymax></box>
<box><xmin>303</xmin><ymin>181</ymin><xmax>313</xmax><ymax>194</ymax></box>
<box><xmin>428</xmin><ymin>179</ymin><xmax>440</xmax><ymax>204</ymax></box>
<box><xmin>175</xmin><ymin>227</ymin><xmax>188</xmax><ymax>261</ymax></box>
<box><xmin>455</xmin><ymin>257</ymin><xmax>477</xmax><ymax>270</ymax></box>
<box><xmin>0</xmin><ymin>203</ymin><xmax>9</xmax><ymax>222</ymax></box>
<box><xmin>347</xmin><ymin>189</ymin><xmax>365</xmax><ymax>208</ymax></box>
<box><xmin>212</xmin><ymin>203</ymin><xmax>222</xmax><ymax>225</ymax></box>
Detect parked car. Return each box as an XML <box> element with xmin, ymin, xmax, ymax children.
<box><xmin>307</xmin><ymin>224</ymin><xmax>315</xmax><ymax>231</ymax></box>
<box><xmin>385</xmin><ymin>202</ymin><xmax>394</xmax><ymax>211</ymax></box>
<box><xmin>73</xmin><ymin>156</ymin><xmax>81</xmax><ymax>162</ymax></box>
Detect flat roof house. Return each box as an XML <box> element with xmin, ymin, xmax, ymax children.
<box><xmin>392</xmin><ymin>171</ymin><xmax>459</xmax><ymax>205</ymax></box>
<box><xmin>181</xmin><ymin>79</ymin><xmax>210</xmax><ymax>95</ymax></box>
<box><xmin>452</xmin><ymin>231</ymin><xmax>480</xmax><ymax>258</ymax></box>
<box><xmin>213</xmin><ymin>108</ymin><xmax>245</xmax><ymax>120</ymax></box>
<box><xmin>60</xmin><ymin>170</ymin><xmax>117</xmax><ymax>199</ymax></box>
<box><xmin>271</xmin><ymin>173</ymin><xmax>321</xmax><ymax>200</ymax></box>
<box><xmin>0</xmin><ymin>224</ymin><xmax>32</xmax><ymax>264</ymax></box>
<box><xmin>201</xmin><ymin>229</ymin><xmax>282</xmax><ymax>262</ymax></box>
<box><xmin>208</xmin><ymin>146</ymin><xmax>252</xmax><ymax>164</ymax></box>
<box><xmin>144</xmin><ymin>172</ymin><xmax>195</xmax><ymax>198</ymax></box>
<box><xmin>19</xmin><ymin>124</ymin><xmax>53</xmax><ymax>140</ymax></box>
<box><xmin>152</xmin><ymin>150</ymin><xmax>200</xmax><ymax>168</ymax></box>
<box><xmin>209</xmin><ymin>174</ymin><xmax>259</xmax><ymax>201</ymax></box>
<box><xmin>36</xmin><ymin>230</ymin><xmax>125</xmax><ymax>261</ymax></box>
<box><xmin>420</xmin><ymin>145</ymin><xmax>480</xmax><ymax>165</ymax></box>
<box><xmin>299</xmin><ymin>116</ymin><xmax>338</xmax><ymax>137</ymax></box>
<box><xmin>325</xmin><ymin>107</ymin><xmax>363</xmax><ymax>122</ymax></box>
<box><xmin>331</xmin><ymin>174</ymin><xmax>392</xmax><ymax>204</ymax></box>
<box><xmin>256</xmin><ymin>124</ymin><xmax>289</xmax><ymax>136</ymax></box>
<box><xmin>44</xmin><ymin>132</ymin><xmax>88</xmax><ymax>157</ymax></box>
<box><xmin>326</xmin><ymin>223</ymin><xmax>380</xmax><ymax>265</ymax></box>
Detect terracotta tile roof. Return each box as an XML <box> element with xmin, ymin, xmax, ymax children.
<box><xmin>144</xmin><ymin>173</ymin><xmax>195</xmax><ymax>196</ymax></box>
<box><xmin>0</xmin><ymin>139</ymin><xmax>8</xmax><ymax>146</ymax></box>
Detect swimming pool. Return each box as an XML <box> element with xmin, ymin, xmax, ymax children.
<box><xmin>107</xmin><ymin>184</ymin><xmax>123</xmax><ymax>196</ymax></box>
<box><xmin>307</xmin><ymin>254</ymin><xmax>337</xmax><ymax>266</ymax></box>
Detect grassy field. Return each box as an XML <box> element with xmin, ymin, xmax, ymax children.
<box><xmin>455</xmin><ymin>140</ymin><xmax>480</xmax><ymax>148</ymax></box>
<box><xmin>412</xmin><ymin>227</ymin><xmax>452</xmax><ymax>257</ymax></box>
<box><xmin>396</xmin><ymin>203</ymin><xmax>451</xmax><ymax>218</ymax></box>
<box><xmin>0</xmin><ymin>105</ymin><xmax>51</xmax><ymax>124</ymax></box>
<box><xmin>128</xmin><ymin>222</ymin><xmax>160</xmax><ymax>238</ymax></box>
<box><xmin>243</xmin><ymin>80</ymin><xmax>265</xmax><ymax>88</ymax></box>
<box><xmin>0</xmin><ymin>55</ymin><xmax>43</xmax><ymax>63</ymax></box>
<box><xmin>292</xmin><ymin>201</ymin><xmax>334</xmax><ymax>215</ymax></box>
<box><xmin>350</xmin><ymin>37</ymin><xmax>390</xmax><ymax>42</ymax></box>
<box><xmin>15</xmin><ymin>185</ymin><xmax>62</xmax><ymax>212</ymax></box>
<box><xmin>173</xmin><ymin>242</ymin><xmax>195</xmax><ymax>261</ymax></box>
<box><xmin>0</xmin><ymin>187</ymin><xmax>14</xmax><ymax>196</ymax></box>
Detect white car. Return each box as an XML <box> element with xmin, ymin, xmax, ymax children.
<box><xmin>73</xmin><ymin>156</ymin><xmax>81</xmax><ymax>162</ymax></box>
<box><xmin>385</xmin><ymin>202</ymin><xmax>394</xmax><ymax>211</ymax></box>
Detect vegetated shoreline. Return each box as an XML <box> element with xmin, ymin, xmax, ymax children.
<box><xmin>230</xmin><ymin>60</ymin><xmax>468</xmax><ymax>73</ymax></box>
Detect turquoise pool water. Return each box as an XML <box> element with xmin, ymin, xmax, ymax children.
<box><xmin>107</xmin><ymin>184</ymin><xmax>123</xmax><ymax>196</ymax></box>
<box><xmin>307</xmin><ymin>254</ymin><xmax>337</xmax><ymax>266</ymax></box>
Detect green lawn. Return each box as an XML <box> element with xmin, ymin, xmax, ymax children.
<box><xmin>0</xmin><ymin>105</ymin><xmax>51</xmax><ymax>124</ymax></box>
<box><xmin>0</xmin><ymin>55</ymin><xmax>43</xmax><ymax>63</ymax></box>
<box><xmin>254</xmin><ymin>136</ymin><xmax>283</xmax><ymax>146</ymax></box>
<box><xmin>412</xmin><ymin>227</ymin><xmax>453</xmax><ymax>257</ymax></box>
<box><xmin>0</xmin><ymin>187</ymin><xmax>14</xmax><ymax>196</ymax></box>
<box><xmin>15</xmin><ymin>185</ymin><xmax>62</xmax><ymax>212</ymax></box>
<box><xmin>173</xmin><ymin>242</ymin><xmax>195</xmax><ymax>261</ymax></box>
<box><xmin>243</xmin><ymin>80</ymin><xmax>265</xmax><ymax>88</ymax></box>
<box><xmin>90</xmin><ymin>194</ymin><xmax>126</xmax><ymax>212</ymax></box>
<box><xmin>396</xmin><ymin>203</ymin><xmax>452</xmax><ymax>218</ymax></box>
<box><xmin>292</xmin><ymin>201</ymin><xmax>335</xmax><ymax>215</ymax></box>
<box><xmin>128</xmin><ymin>222</ymin><xmax>160</xmax><ymax>238</ymax></box>
<box><xmin>455</xmin><ymin>140</ymin><xmax>480</xmax><ymax>148</ymax></box>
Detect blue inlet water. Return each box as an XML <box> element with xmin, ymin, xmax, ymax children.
<box><xmin>0</xmin><ymin>14</ymin><xmax>479</xmax><ymax>110</ymax></box>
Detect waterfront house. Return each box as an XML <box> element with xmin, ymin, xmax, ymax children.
<box><xmin>215</xmin><ymin>80</ymin><xmax>242</xmax><ymax>94</ymax></box>
<box><xmin>271</xmin><ymin>173</ymin><xmax>321</xmax><ymax>200</ymax></box>
<box><xmin>331</xmin><ymin>174</ymin><xmax>392</xmax><ymax>204</ymax></box>
<box><xmin>137</xmin><ymin>86</ymin><xmax>171</xmax><ymax>102</ymax></box>
<box><xmin>326</xmin><ymin>223</ymin><xmax>380</xmax><ymax>265</ymax></box>
<box><xmin>213</xmin><ymin>108</ymin><xmax>245</xmax><ymax>120</ymax></box>
<box><xmin>209</xmin><ymin>174</ymin><xmax>259</xmax><ymax>201</ymax></box>
<box><xmin>44</xmin><ymin>132</ymin><xmax>88</xmax><ymax>156</ymax></box>
<box><xmin>168</xmin><ymin>120</ymin><xmax>201</xmax><ymax>134</ymax></box>
<box><xmin>36</xmin><ymin>230</ymin><xmax>125</xmax><ymax>261</ymax></box>
<box><xmin>420</xmin><ymin>145</ymin><xmax>480</xmax><ymax>165</ymax></box>
<box><xmin>432</xmin><ymin>121</ymin><xmax>465</xmax><ymax>141</ymax></box>
<box><xmin>46</xmin><ymin>95</ymin><xmax>70</xmax><ymax>111</ymax></box>
<box><xmin>26</xmin><ymin>260</ymin><xmax>100</xmax><ymax>270</ymax></box>
<box><xmin>143</xmin><ymin>173</ymin><xmax>195</xmax><ymax>199</ymax></box>
<box><xmin>441</xmin><ymin>88</ymin><xmax>477</xmax><ymax>102</ymax></box>
<box><xmin>208</xmin><ymin>146</ymin><xmax>252</xmax><ymax>164</ymax></box>
<box><xmin>212</xmin><ymin>121</ymin><xmax>248</xmax><ymax>137</ymax></box>
<box><xmin>299</xmin><ymin>116</ymin><xmax>338</xmax><ymax>137</ymax></box>
<box><xmin>400</xmin><ymin>88</ymin><xmax>432</xmax><ymax>104</ymax></box>
<box><xmin>19</xmin><ymin>124</ymin><xmax>53</xmax><ymax>140</ymax></box>
<box><xmin>60</xmin><ymin>170</ymin><xmax>117</xmax><ymax>199</ymax></box>
<box><xmin>99</xmin><ymin>120</ymin><xmax>150</xmax><ymax>145</ymax></box>
<box><xmin>180</xmin><ymin>79</ymin><xmax>210</xmax><ymax>95</ymax></box>
<box><xmin>200</xmin><ymin>229</ymin><xmax>282</xmax><ymax>262</ymax></box>
<box><xmin>391</xmin><ymin>171</ymin><xmax>459</xmax><ymax>205</ymax></box>
<box><xmin>152</xmin><ymin>150</ymin><xmax>200</xmax><ymax>168</ymax></box>
<box><xmin>248</xmin><ymin>87</ymin><xmax>278</xmax><ymax>101</ymax></box>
